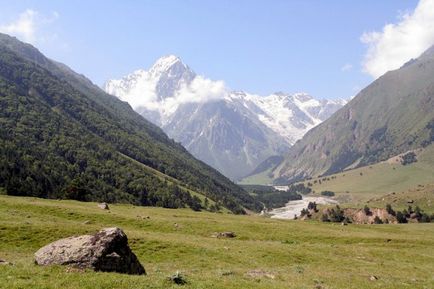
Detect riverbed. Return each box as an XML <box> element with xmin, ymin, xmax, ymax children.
<box><xmin>268</xmin><ymin>196</ymin><xmax>338</xmax><ymax>220</ymax></box>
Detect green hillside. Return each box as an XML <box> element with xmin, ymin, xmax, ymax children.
<box><xmin>299</xmin><ymin>144</ymin><xmax>434</xmax><ymax>210</ymax></box>
<box><xmin>270</xmin><ymin>45</ymin><xmax>434</xmax><ymax>183</ymax></box>
<box><xmin>0</xmin><ymin>33</ymin><xmax>260</xmax><ymax>214</ymax></box>
<box><xmin>1</xmin><ymin>195</ymin><xmax>433</xmax><ymax>289</ymax></box>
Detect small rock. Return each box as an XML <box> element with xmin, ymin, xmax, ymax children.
<box><xmin>211</xmin><ymin>232</ymin><xmax>236</xmax><ymax>238</ymax></box>
<box><xmin>97</xmin><ymin>203</ymin><xmax>109</xmax><ymax>210</ymax></box>
<box><xmin>83</xmin><ymin>220</ymin><xmax>91</xmax><ymax>225</ymax></box>
<box><xmin>369</xmin><ymin>275</ymin><xmax>378</xmax><ymax>281</ymax></box>
<box><xmin>246</xmin><ymin>269</ymin><xmax>275</xmax><ymax>279</ymax></box>
<box><xmin>34</xmin><ymin>227</ymin><xmax>145</xmax><ymax>275</ymax></box>
<box><xmin>167</xmin><ymin>271</ymin><xmax>187</xmax><ymax>285</ymax></box>
<box><xmin>219</xmin><ymin>270</ymin><xmax>234</xmax><ymax>276</ymax></box>
<box><xmin>0</xmin><ymin>259</ymin><xmax>13</xmax><ymax>266</ymax></box>
<box><xmin>407</xmin><ymin>199</ymin><xmax>414</xmax><ymax>204</ymax></box>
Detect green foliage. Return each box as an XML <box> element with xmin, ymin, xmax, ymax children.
<box><xmin>401</xmin><ymin>152</ymin><xmax>417</xmax><ymax>165</ymax></box>
<box><xmin>247</xmin><ymin>186</ymin><xmax>302</xmax><ymax>209</ymax></box>
<box><xmin>396</xmin><ymin>211</ymin><xmax>408</xmax><ymax>223</ymax></box>
<box><xmin>322</xmin><ymin>205</ymin><xmax>345</xmax><ymax>223</ymax></box>
<box><xmin>307</xmin><ymin>201</ymin><xmax>318</xmax><ymax>212</ymax></box>
<box><xmin>0</xmin><ymin>35</ymin><xmax>261</xmax><ymax>214</ymax></box>
<box><xmin>287</xmin><ymin>183</ymin><xmax>312</xmax><ymax>195</ymax></box>
<box><xmin>320</xmin><ymin>190</ymin><xmax>335</xmax><ymax>197</ymax></box>
<box><xmin>386</xmin><ymin>204</ymin><xmax>395</xmax><ymax>216</ymax></box>
<box><xmin>363</xmin><ymin>205</ymin><xmax>371</xmax><ymax>215</ymax></box>
<box><xmin>373</xmin><ymin>216</ymin><xmax>383</xmax><ymax>224</ymax></box>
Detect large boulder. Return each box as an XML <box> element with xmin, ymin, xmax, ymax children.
<box><xmin>34</xmin><ymin>227</ymin><xmax>145</xmax><ymax>275</ymax></box>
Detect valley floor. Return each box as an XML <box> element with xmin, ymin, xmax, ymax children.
<box><xmin>0</xmin><ymin>195</ymin><xmax>433</xmax><ymax>289</ymax></box>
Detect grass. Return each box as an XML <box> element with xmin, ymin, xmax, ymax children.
<box><xmin>0</xmin><ymin>195</ymin><xmax>433</xmax><ymax>288</ymax></box>
<box><xmin>297</xmin><ymin>145</ymin><xmax>434</xmax><ymax>210</ymax></box>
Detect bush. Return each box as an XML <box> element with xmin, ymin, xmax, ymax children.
<box><xmin>321</xmin><ymin>214</ymin><xmax>330</xmax><ymax>222</ymax></box>
<box><xmin>401</xmin><ymin>152</ymin><xmax>417</xmax><ymax>165</ymax></box>
<box><xmin>363</xmin><ymin>205</ymin><xmax>371</xmax><ymax>215</ymax></box>
<box><xmin>329</xmin><ymin>205</ymin><xmax>345</xmax><ymax>222</ymax></box>
<box><xmin>307</xmin><ymin>201</ymin><xmax>318</xmax><ymax>212</ymax></box>
<box><xmin>373</xmin><ymin>216</ymin><xmax>383</xmax><ymax>224</ymax></box>
<box><xmin>167</xmin><ymin>271</ymin><xmax>187</xmax><ymax>285</ymax></box>
<box><xmin>386</xmin><ymin>204</ymin><xmax>395</xmax><ymax>216</ymax></box>
<box><xmin>396</xmin><ymin>211</ymin><xmax>407</xmax><ymax>223</ymax></box>
<box><xmin>320</xmin><ymin>191</ymin><xmax>335</xmax><ymax>197</ymax></box>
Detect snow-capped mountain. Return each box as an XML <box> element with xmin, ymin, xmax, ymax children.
<box><xmin>104</xmin><ymin>55</ymin><xmax>347</xmax><ymax>180</ymax></box>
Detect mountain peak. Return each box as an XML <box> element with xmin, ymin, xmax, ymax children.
<box><xmin>149</xmin><ymin>55</ymin><xmax>187</xmax><ymax>76</ymax></box>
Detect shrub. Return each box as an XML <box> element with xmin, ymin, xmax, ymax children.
<box><xmin>386</xmin><ymin>204</ymin><xmax>395</xmax><ymax>216</ymax></box>
<box><xmin>363</xmin><ymin>205</ymin><xmax>371</xmax><ymax>215</ymax></box>
<box><xmin>373</xmin><ymin>216</ymin><xmax>383</xmax><ymax>224</ymax></box>
<box><xmin>167</xmin><ymin>271</ymin><xmax>187</xmax><ymax>285</ymax></box>
<box><xmin>396</xmin><ymin>211</ymin><xmax>407</xmax><ymax>223</ymax></box>
<box><xmin>307</xmin><ymin>201</ymin><xmax>318</xmax><ymax>212</ymax></box>
<box><xmin>401</xmin><ymin>152</ymin><xmax>417</xmax><ymax>165</ymax></box>
<box><xmin>329</xmin><ymin>205</ymin><xmax>345</xmax><ymax>222</ymax></box>
<box><xmin>300</xmin><ymin>208</ymin><xmax>309</xmax><ymax>217</ymax></box>
<box><xmin>420</xmin><ymin>214</ymin><xmax>431</xmax><ymax>223</ymax></box>
<box><xmin>321</xmin><ymin>214</ymin><xmax>330</xmax><ymax>222</ymax></box>
<box><xmin>320</xmin><ymin>191</ymin><xmax>335</xmax><ymax>197</ymax></box>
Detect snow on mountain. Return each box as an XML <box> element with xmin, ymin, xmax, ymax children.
<box><xmin>103</xmin><ymin>56</ymin><xmax>347</xmax><ymax>179</ymax></box>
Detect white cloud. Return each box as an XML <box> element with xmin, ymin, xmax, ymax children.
<box><xmin>155</xmin><ymin>76</ymin><xmax>228</xmax><ymax>116</ymax></box>
<box><xmin>107</xmin><ymin>68</ymin><xmax>229</xmax><ymax>117</ymax></box>
<box><xmin>341</xmin><ymin>63</ymin><xmax>353</xmax><ymax>72</ymax></box>
<box><xmin>174</xmin><ymin>76</ymin><xmax>227</xmax><ymax>104</ymax></box>
<box><xmin>0</xmin><ymin>9</ymin><xmax>59</xmax><ymax>45</ymax></box>
<box><xmin>361</xmin><ymin>0</ymin><xmax>434</xmax><ymax>78</ymax></box>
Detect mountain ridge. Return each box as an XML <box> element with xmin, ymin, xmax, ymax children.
<box><xmin>105</xmin><ymin>56</ymin><xmax>347</xmax><ymax>179</ymax></box>
<box><xmin>268</xmin><ymin>44</ymin><xmax>434</xmax><ymax>184</ymax></box>
<box><xmin>0</xmin><ymin>33</ymin><xmax>260</xmax><ymax>213</ymax></box>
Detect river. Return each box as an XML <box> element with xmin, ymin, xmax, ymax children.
<box><xmin>268</xmin><ymin>196</ymin><xmax>338</xmax><ymax>220</ymax></box>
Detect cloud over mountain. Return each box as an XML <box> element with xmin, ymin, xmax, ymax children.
<box><xmin>361</xmin><ymin>0</ymin><xmax>434</xmax><ymax>78</ymax></box>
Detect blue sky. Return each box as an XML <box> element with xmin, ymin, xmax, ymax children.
<box><xmin>2</xmin><ymin>0</ymin><xmax>433</xmax><ymax>99</ymax></box>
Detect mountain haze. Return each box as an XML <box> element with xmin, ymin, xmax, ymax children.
<box><xmin>105</xmin><ymin>57</ymin><xmax>346</xmax><ymax>179</ymax></box>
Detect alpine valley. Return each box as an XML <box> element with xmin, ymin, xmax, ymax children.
<box><xmin>104</xmin><ymin>56</ymin><xmax>347</xmax><ymax>180</ymax></box>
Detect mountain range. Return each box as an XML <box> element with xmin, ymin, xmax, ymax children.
<box><xmin>0</xmin><ymin>33</ymin><xmax>260</xmax><ymax>213</ymax></box>
<box><xmin>104</xmin><ymin>56</ymin><xmax>346</xmax><ymax>179</ymax></box>
<box><xmin>254</xmin><ymin>45</ymin><xmax>434</xmax><ymax>184</ymax></box>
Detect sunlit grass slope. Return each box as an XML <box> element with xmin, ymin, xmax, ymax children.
<box><xmin>0</xmin><ymin>195</ymin><xmax>433</xmax><ymax>289</ymax></box>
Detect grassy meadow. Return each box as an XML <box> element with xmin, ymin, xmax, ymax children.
<box><xmin>0</xmin><ymin>195</ymin><xmax>433</xmax><ymax>289</ymax></box>
<box><xmin>299</xmin><ymin>145</ymin><xmax>434</xmax><ymax>211</ymax></box>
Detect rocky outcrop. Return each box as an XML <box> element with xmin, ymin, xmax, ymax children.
<box><xmin>342</xmin><ymin>208</ymin><xmax>396</xmax><ymax>224</ymax></box>
<box><xmin>34</xmin><ymin>227</ymin><xmax>145</xmax><ymax>275</ymax></box>
<box><xmin>97</xmin><ymin>202</ymin><xmax>109</xmax><ymax>210</ymax></box>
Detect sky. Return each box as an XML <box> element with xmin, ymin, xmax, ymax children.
<box><xmin>1</xmin><ymin>0</ymin><xmax>433</xmax><ymax>100</ymax></box>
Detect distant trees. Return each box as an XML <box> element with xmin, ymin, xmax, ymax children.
<box><xmin>373</xmin><ymin>216</ymin><xmax>383</xmax><ymax>224</ymax></box>
<box><xmin>363</xmin><ymin>205</ymin><xmax>371</xmax><ymax>215</ymax></box>
<box><xmin>0</xmin><ymin>44</ymin><xmax>262</xmax><ymax>214</ymax></box>
<box><xmin>321</xmin><ymin>205</ymin><xmax>345</xmax><ymax>223</ymax></box>
<box><xmin>387</xmin><ymin>204</ymin><xmax>432</xmax><ymax>223</ymax></box>
<box><xmin>320</xmin><ymin>191</ymin><xmax>335</xmax><ymax>197</ymax></box>
<box><xmin>400</xmin><ymin>152</ymin><xmax>417</xmax><ymax>165</ymax></box>
<box><xmin>386</xmin><ymin>204</ymin><xmax>395</xmax><ymax>216</ymax></box>
<box><xmin>396</xmin><ymin>211</ymin><xmax>407</xmax><ymax>223</ymax></box>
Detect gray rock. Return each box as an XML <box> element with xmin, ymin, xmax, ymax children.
<box><xmin>212</xmin><ymin>231</ymin><xmax>236</xmax><ymax>238</ymax></box>
<box><xmin>34</xmin><ymin>227</ymin><xmax>145</xmax><ymax>275</ymax></box>
<box><xmin>0</xmin><ymin>259</ymin><xmax>13</xmax><ymax>266</ymax></box>
<box><xmin>98</xmin><ymin>202</ymin><xmax>109</xmax><ymax>210</ymax></box>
